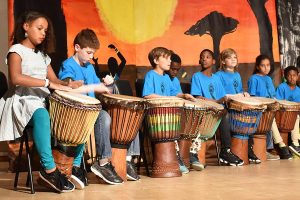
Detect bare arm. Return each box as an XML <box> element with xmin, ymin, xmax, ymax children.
<box><xmin>143</xmin><ymin>94</ymin><xmax>166</xmax><ymax>99</ymax></box>
<box><xmin>176</xmin><ymin>93</ymin><xmax>196</xmax><ymax>101</ymax></box>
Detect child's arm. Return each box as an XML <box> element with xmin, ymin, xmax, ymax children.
<box><xmin>177</xmin><ymin>93</ymin><xmax>196</xmax><ymax>101</ymax></box>
<box><xmin>108</xmin><ymin>44</ymin><xmax>126</xmax><ymax>78</ymax></box>
<box><xmin>144</xmin><ymin>94</ymin><xmax>165</xmax><ymax>99</ymax></box>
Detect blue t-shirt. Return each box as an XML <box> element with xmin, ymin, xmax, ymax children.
<box><xmin>191</xmin><ymin>72</ymin><xmax>226</xmax><ymax>100</ymax></box>
<box><xmin>247</xmin><ymin>74</ymin><xmax>276</xmax><ymax>98</ymax></box>
<box><xmin>170</xmin><ymin>77</ymin><xmax>183</xmax><ymax>94</ymax></box>
<box><xmin>276</xmin><ymin>82</ymin><xmax>300</xmax><ymax>102</ymax></box>
<box><xmin>142</xmin><ymin>70</ymin><xmax>178</xmax><ymax>97</ymax></box>
<box><xmin>59</xmin><ymin>57</ymin><xmax>100</xmax><ymax>97</ymax></box>
<box><xmin>215</xmin><ymin>71</ymin><xmax>243</xmax><ymax>94</ymax></box>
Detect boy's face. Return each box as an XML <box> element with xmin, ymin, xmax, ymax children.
<box><xmin>199</xmin><ymin>51</ymin><xmax>215</xmax><ymax>69</ymax></box>
<box><xmin>75</xmin><ymin>44</ymin><xmax>96</xmax><ymax>64</ymax></box>
<box><xmin>286</xmin><ymin>69</ymin><xmax>298</xmax><ymax>86</ymax></box>
<box><xmin>169</xmin><ymin>62</ymin><xmax>181</xmax><ymax>78</ymax></box>
<box><xmin>154</xmin><ymin>55</ymin><xmax>171</xmax><ymax>71</ymax></box>
<box><xmin>257</xmin><ymin>59</ymin><xmax>271</xmax><ymax>76</ymax></box>
<box><xmin>223</xmin><ymin>53</ymin><xmax>238</xmax><ymax>71</ymax></box>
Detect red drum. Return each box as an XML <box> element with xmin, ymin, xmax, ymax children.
<box><xmin>49</xmin><ymin>90</ymin><xmax>101</xmax><ymax>176</ymax></box>
<box><xmin>146</xmin><ymin>97</ymin><xmax>184</xmax><ymax>178</ymax></box>
<box><xmin>99</xmin><ymin>94</ymin><xmax>147</xmax><ymax>181</ymax></box>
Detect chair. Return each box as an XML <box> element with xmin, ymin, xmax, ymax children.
<box><xmin>180</xmin><ymin>82</ymin><xmax>191</xmax><ymax>94</ymax></box>
<box><xmin>14</xmin><ymin>127</ymin><xmax>35</xmax><ymax>194</ymax></box>
<box><xmin>0</xmin><ymin>71</ymin><xmax>8</xmax><ymax>98</ymax></box>
<box><xmin>135</xmin><ymin>79</ymin><xmax>144</xmax><ymax>98</ymax></box>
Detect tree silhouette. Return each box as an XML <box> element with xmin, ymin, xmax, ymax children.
<box><xmin>247</xmin><ymin>0</ymin><xmax>275</xmax><ymax>74</ymax></box>
<box><xmin>185</xmin><ymin>11</ymin><xmax>239</xmax><ymax>69</ymax></box>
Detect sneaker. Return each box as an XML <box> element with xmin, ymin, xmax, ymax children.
<box><xmin>219</xmin><ymin>148</ymin><xmax>244</xmax><ymax>166</ymax></box>
<box><xmin>266</xmin><ymin>151</ymin><xmax>280</xmax><ymax>161</ymax></box>
<box><xmin>176</xmin><ymin>154</ymin><xmax>189</xmax><ymax>174</ymax></box>
<box><xmin>39</xmin><ymin>168</ymin><xmax>75</xmax><ymax>193</ymax></box>
<box><xmin>126</xmin><ymin>161</ymin><xmax>140</xmax><ymax>180</ymax></box>
<box><xmin>248</xmin><ymin>146</ymin><xmax>261</xmax><ymax>164</ymax></box>
<box><xmin>70</xmin><ymin>166</ymin><xmax>88</xmax><ymax>190</ymax></box>
<box><xmin>288</xmin><ymin>144</ymin><xmax>300</xmax><ymax>157</ymax></box>
<box><xmin>91</xmin><ymin>162</ymin><xmax>123</xmax><ymax>185</ymax></box>
<box><xmin>277</xmin><ymin>146</ymin><xmax>292</xmax><ymax>159</ymax></box>
<box><xmin>189</xmin><ymin>153</ymin><xmax>204</xmax><ymax>171</ymax></box>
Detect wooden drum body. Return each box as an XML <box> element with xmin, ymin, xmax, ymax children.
<box><xmin>227</xmin><ymin>97</ymin><xmax>265</xmax><ymax>165</ymax></box>
<box><xmin>252</xmin><ymin>97</ymin><xmax>279</xmax><ymax>161</ymax></box>
<box><xmin>49</xmin><ymin>90</ymin><xmax>101</xmax><ymax>176</ymax></box>
<box><xmin>146</xmin><ymin>97</ymin><xmax>183</xmax><ymax>178</ymax></box>
<box><xmin>100</xmin><ymin>94</ymin><xmax>147</xmax><ymax>181</ymax></box>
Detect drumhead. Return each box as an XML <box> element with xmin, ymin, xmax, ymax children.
<box><xmin>101</xmin><ymin>93</ymin><xmax>144</xmax><ymax>102</ymax></box>
<box><xmin>276</xmin><ymin>99</ymin><xmax>299</xmax><ymax>106</ymax></box>
<box><xmin>198</xmin><ymin>99</ymin><xmax>224</xmax><ymax>110</ymax></box>
<box><xmin>251</xmin><ymin>97</ymin><xmax>276</xmax><ymax>105</ymax></box>
<box><xmin>54</xmin><ymin>90</ymin><xmax>100</xmax><ymax>105</ymax></box>
<box><xmin>184</xmin><ymin>100</ymin><xmax>207</xmax><ymax>110</ymax></box>
<box><xmin>146</xmin><ymin>97</ymin><xmax>184</xmax><ymax>107</ymax></box>
<box><xmin>229</xmin><ymin>96</ymin><xmax>263</xmax><ymax>106</ymax></box>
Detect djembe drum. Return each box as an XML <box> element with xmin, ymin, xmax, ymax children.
<box><xmin>275</xmin><ymin>100</ymin><xmax>300</xmax><ymax>147</ymax></box>
<box><xmin>146</xmin><ymin>97</ymin><xmax>184</xmax><ymax>178</ymax></box>
<box><xmin>49</xmin><ymin>90</ymin><xmax>101</xmax><ymax>176</ymax></box>
<box><xmin>179</xmin><ymin>99</ymin><xmax>224</xmax><ymax>166</ymax></box>
<box><xmin>227</xmin><ymin>96</ymin><xmax>265</xmax><ymax>164</ymax></box>
<box><xmin>99</xmin><ymin>94</ymin><xmax>147</xmax><ymax>181</ymax></box>
<box><xmin>252</xmin><ymin>97</ymin><xmax>279</xmax><ymax>161</ymax></box>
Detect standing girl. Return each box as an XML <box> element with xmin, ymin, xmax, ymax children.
<box><xmin>0</xmin><ymin>11</ymin><xmax>82</xmax><ymax>193</ymax></box>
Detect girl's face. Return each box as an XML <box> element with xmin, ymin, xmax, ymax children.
<box><xmin>286</xmin><ymin>70</ymin><xmax>298</xmax><ymax>86</ymax></box>
<box><xmin>23</xmin><ymin>17</ymin><xmax>48</xmax><ymax>46</ymax></box>
<box><xmin>257</xmin><ymin>59</ymin><xmax>271</xmax><ymax>76</ymax></box>
<box><xmin>200</xmin><ymin>51</ymin><xmax>215</xmax><ymax>69</ymax></box>
<box><xmin>223</xmin><ymin>53</ymin><xmax>238</xmax><ymax>71</ymax></box>
<box><xmin>155</xmin><ymin>55</ymin><xmax>171</xmax><ymax>71</ymax></box>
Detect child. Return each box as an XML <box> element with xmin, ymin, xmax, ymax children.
<box><xmin>142</xmin><ymin>47</ymin><xmax>195</xmax><ymax>174</ymax></box>
<box><xmin>166</xmin><ymin>52</ymin><xmax>183</xmax><ymax>95</ymax></box>
<box><xmin>107</xmin><ymin>44</ymin><xmax>126</xmax><ymax>81</ymax></box>
<box><xmin>191</xmin><ymin>49</ymin><xmax>244</xmax><ymax>166</ymax></box>
<box><xmin>247</xmin><ymin>55</ymin><xmax>280</xmax><ymax>160</ymax></box>
<box><xmin>59</xmin><ymin>28</ymin><xmax>140</xmax><ymax>186</ymax></box>
<box><xmin>0</xmin><ymin>11</ymin><xmax>83</xmax><ymax>193</ymax></box>
<box><xmin>274</xmin><ymin>66</ymin><xmax>300</xmax><ymax>157</ymax></box>
<box><xmin>216</xmin><ymin>48</ymin><xmax>261</xmax><ymax>164</ymax></box>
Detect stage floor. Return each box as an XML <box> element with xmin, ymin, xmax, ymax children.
<box><xmin>0</xmin><ymin>159</ymin><xmax>299</xmax><ymax>200</ymax></box>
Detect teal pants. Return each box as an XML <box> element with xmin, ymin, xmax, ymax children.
<box><xmin>30</xmin><ymin>108</ymin><xmax>84</xmax><ymax>170</ymax></box>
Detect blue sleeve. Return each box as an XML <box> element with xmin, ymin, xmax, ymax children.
<box><xmin>247</xmin><ymin>76</ymin><xmax>257</xmax><ymax>96</ymax></box>
<box><xmin>191</xmin><ymin>74</ymin><xmax>202</xmax><ymax>96</ymax></box>
<box><xmin>142</xmin><ymin>72</ymin><xmax>154</xmax><ymax>97</ymax></box>
<box><xmin>237</xmin><ymin>73</ymin><xmax>243</xmax><ymax>93</ymax></box>
<box><xmin>215</xmin><ymin>76</ymin><xmax>226</xmax><ymax>99</ymax></box>
<box><xmin>171</xmin><ymin>78</ymin><xmax>182</xmax><ymax>96</ymax></box>
<box><xmin>59</xmin><ymin>62</ymin><xmax>75</xmax><ymax>80</ymax></box>
<box><xmin>276</xmin><ymin>84</ymin><xmax>285</xmax><ymax>100</ymax></box>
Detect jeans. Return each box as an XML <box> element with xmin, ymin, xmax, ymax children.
<box><xmin>94</xmin><ymin>110</ymin><xmax>140</xmax><ymax>159</ymax></box>
<box><xmin>219</xmin><ymin>113</ymin><xmax>232</xmax><ymax>148</ymax></box>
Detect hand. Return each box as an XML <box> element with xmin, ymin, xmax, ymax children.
<box><xmin>67</xmin><ymin>80</ymin><xmax>84</xmax><ymax>89</ymax></box>
<box><xmin>217</xmin><ymin>96</ymin><xmax>228</xmax><ymax>104</ymax></box>
<box><xmin>49</xmin><ymin>82</ymin><xmax>72</xmax><ymax>91</ymax></box>
<box><xmin>108</xmin><ymin>44</ymin><xmax>116</xmax><ymax>49</ymax></box>
<box><xmin>243</xmin><ymin>92</ymin><xmax>250</xmax><ymax>97</ymax></box>
<box><xmin>102</xmin><ymin>75</ymin><xmax>114</xmax><ymax>86</ymax></box>
<box><xmin>94</xmin><ymin>83</ymin><xmax>111</xmax><ymax>94</ymax></box>
<box><xmin>184</xmin><ymin>94</ymin><xmax>196</xmax><ymax>102</ymax></box>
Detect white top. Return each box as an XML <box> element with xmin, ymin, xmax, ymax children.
<box><xmin>0</xmin><ymin>44</ymin><xmax>51</xmax><ymax>141</ymax></box>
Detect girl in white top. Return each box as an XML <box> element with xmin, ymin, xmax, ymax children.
<box><xmin>0</xmin><ymin>11</ymin><xmax>83</xmax><ymax>193</ymax></box>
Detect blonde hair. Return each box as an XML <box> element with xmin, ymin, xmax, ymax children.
<box><xmin>219</xmin><ymin>48</ymin><xmax>238</xmax><ymax>71</ymax></box>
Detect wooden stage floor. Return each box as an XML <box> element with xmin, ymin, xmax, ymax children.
<box><xmin>0</xmin><ymin>159</ymin><xmax>299</xmax><ymax>200</ymax></box>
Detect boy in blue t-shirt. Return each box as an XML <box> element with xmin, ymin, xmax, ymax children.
<box><xmin>165</xmin><ymin>52</ymin><xmax>183</xmax><ymax>95</ymax></box>
<box><xmin>274</xmin><ymin>66</ymin><xmax>300</xmax><ymax>157</ymax></box>
<box><xmin>142</xmin><ymin>47</ymin><xmax>195</xmax><ymax>174</ymax></box>
<box><xmin>191</xmin><ymin>49</ymin><xmax>244</xmax><ymax>166</ymax></box>
<box><xmin>59</xmin><ymin>29</ymin><xmax>140</xmax><ymax>186</ymax></box>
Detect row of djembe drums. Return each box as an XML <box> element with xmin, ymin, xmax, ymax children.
<box><xmin>48</xmin><ymin>90</ymin><xmax>300</xmax><ymax>180</ymax></box>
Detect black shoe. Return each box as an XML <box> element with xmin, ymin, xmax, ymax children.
<box><xmin>70</xmin><ymin>166</ymin><xmax>88</xmax><ymax>189</ymax></box>
<box><xmin>289</xmin><ymin>144</ymin><xmax>300</xmax><ymax>157</ymax></box>
<box><xmin>91</xmin><ymin>162</ymin><xmax>124</xmax><ymax>185</ymax></box>
<box><xmin>277</xmin><ymin>146</ymin><xmax>292</xmax><ymax>159</ymax></box>
<box><xmin>126</xmin><ymin>161</ymin><xmax>140</xmax><ymax>181</ymax></box>
<box><xmin>248</xmin><ymin>146</ymin><xmax>261</xmax><ymax>164</ymax></box>
<box><xmin>39</xmin><ymin>168</ymin><xmax>75</xmax><ymax>193</ymax></box>
<box><xmin>219</xmin><ymin>148</ymin><xmax>244</xmax><ymax>166</ymax></box>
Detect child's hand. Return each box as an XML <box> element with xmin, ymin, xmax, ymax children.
<box><xmin>49</xmin><ymin>82</ymin><xmax>72</xmax><ymax>91</ymax></box>
<box><xmin>94</xmin><ymin>83</ymin><xmax>111</xmax><ymax>94</ymax></box>
<box><xmin>102</xmin><ymin>75</ymin><xmax>114</xmax><ymax>86</ymax></box>
<box><xmin>243</xmin><ymin>92</ymin><xmax>250</xmax><ymax>97</ymax></box>
<box><xmin>67</xmin><ymin>80</ymin><xmax>84</xmax><ymax>89</ymax></box>
<box><xmin>184</xmin><ymin>94</ymin><xmax>196</xmax><ymax>102</ymax></box>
